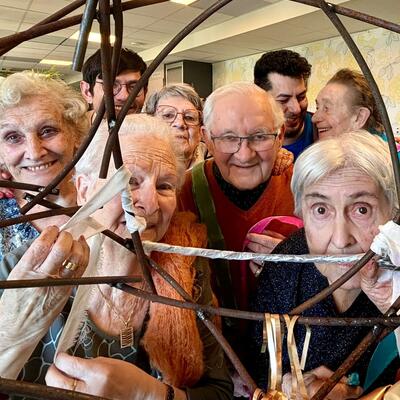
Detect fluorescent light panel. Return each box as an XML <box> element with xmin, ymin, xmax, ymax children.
<box><xmin>70</xmin><ymin>31</ymin><xmax>115</xmax><ymax>44</ymax></box>
<box><xmin>170</xmin><ymin>0</ymin><xmax>196</xmax><ymax>4</ymax></box>
<box><xmin>40</xmin><ymin>59</ymin><xmax>72</xmax><ymax>66</ymax></box>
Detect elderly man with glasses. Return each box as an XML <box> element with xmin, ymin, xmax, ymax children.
<box><xmin>178</xmin><ymin>81</ymin><xmax>295</xmax><ymax>365</ymax></box>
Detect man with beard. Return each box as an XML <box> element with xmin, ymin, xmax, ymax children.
<box><xmin>254</xmin><ymin>49</ymin><xmax>316</xmax><ymax>160</ymax></box>
<box><xmin>80</xmin><ymin>48</ymin><xmax>148</xmax><ymax>122</ymax></box>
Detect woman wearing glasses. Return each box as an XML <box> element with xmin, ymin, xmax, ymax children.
<box><xmin>145</xmin><ymin>84</ymin><xmax>207</xmax><ymax>170</ymax></box>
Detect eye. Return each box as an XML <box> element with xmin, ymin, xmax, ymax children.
<box><xmin>40</xmin><ymin>126</ymin><xmax>59</xmax><ymax>137</ymax></box>
<box><xmin>161</xmin><ymin>112</ymin><xmax>175</xmax><ymax>120</ymax></box>
<box><xmin>221</xmin><ymin>135</ymin><xmax>238</xmax><ymax>142</ymax></box>
<box><xmin>354</xmin><ymin>205</ymin><xmax>371</xmax><ymax>217</ymax></box>
<box><xmin>2</xmin><ymin>132</ymin><xmax>24</xmax><ymax>144</ymax></box>
<box><xmin>251</xmin><ymin>134</ymin><xmax>268</xmax><ymax>142</ymax></box>
<box><xmin>277</xmin><ymin>99</ymin><xmax>289</xmax><ymax>105</ymax></box>
<box><xmin>317</xmin><ymin>206</ymin><xmax>326</xmax><ymax>214</ymax></box>
<box><xmin>157</xmin><ymin>182</ymin><xmax>175</xmax><ymax>192</ymax></box>
<box><xmin>311</xmin><ymin>204</ymin><xmax>330</xmax><ymax>220</ymax></box>
<box><xmin>184</xmin><ymin>114</ymin><xmax>197</xmax><ymax>123</ymax></box>
<box><xmin>129</xmin><ymin>177</ymin><xmax>140</xmax><ymax>189</ymax></box>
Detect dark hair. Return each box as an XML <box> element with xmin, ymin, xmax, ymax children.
<box><xmin>327</xmin><ymin>68</ymin><xmax>384</xmax><ymax>133</ymax></box>
<box><xmin>82</xmin><ymin>47</ymin><xmax>147</xmax><ymax>93</ymax></box>
<box><xmin>254</xmin><ymin>49</ymin><xmax>312</xmax><ymax>91</ymax></box>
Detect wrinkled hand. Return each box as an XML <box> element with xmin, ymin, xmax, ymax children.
<box><xmin>246</xmin><ymin>230</ymin><xmax>285</xmax><ymax>274</ymax></box>
<box><xmin>360</xmin><ymin>260</ymin><xmax>394</xmax><ymax>314</ymax></box>
<box><xmin>282</xmin><ymin>366</ymin><xmax>363</xmax><ymax>400</ymax></box>
<box><xmin>46</xmin><ymin>353</ymin><xmax>186</xmax><ymax>400</ymax></box>
<box><xmin>0</xmin><ymin>227</ymin><xmax>89</xmax><ymax>379</ymax></box>
<box><xmin>0</xmin><ymin>169</ymin><xmax>13</xmax><ymax>199</ymax></box>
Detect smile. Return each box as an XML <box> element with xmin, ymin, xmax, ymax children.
<box><xmin>317</xmin><ymin>127</ymin><xmax>330</xmax><ymax>133</ymax></box>
<box><xmin>23</xmin><ymin>161</ymin><xmax>56</xmax><ymax>172</ymax></box>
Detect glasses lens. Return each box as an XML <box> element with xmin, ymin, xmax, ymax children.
<box><xmin>214</xmin><ymin>136</ymin><xmax>240</xmax><ymax>153</ymax></box>
<box><xmin>112</xmin><ymin>82</ymin><xmax>143</xmax><ymax>96</ymax></box>
<box><xmin>248</xmin><ymin>134</ymin><xmax>276</xmax><ymax>151</ymax></box>
<box><xmin>158</xmin><ymin>107</ymin><xmax>177</xmax><ymax>123</ymax></box>
<box><xmin>183</xmin><ymin>111</ymin><xmax>200</xmax><ymax>126</ymax></box>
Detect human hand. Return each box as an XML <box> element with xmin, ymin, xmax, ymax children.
<box><xmin>0</xmin><ymin>169</ymin><xmax>13</xmax><ymax>199</ymax></box>
<box><xmin>282</xmin><ymin>366</ymin><xmax>363</xmax><ymax>400</ymax></box>
<box><xmin>46</xmin><ymin>353</ymin><xmax>186</xmax><ymax>400</ymax></box>
<box><xmin>360</xmin><ymin>260</ymin><xmax>394</xmax><ymax>314</ymax></box>
<box><xmin>0</xmin><ymin>227</ymin><xmax>89</xmax><ymax>379</ymax></box>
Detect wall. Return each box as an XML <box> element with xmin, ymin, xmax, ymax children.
<box><xmin>213</xmin><ymin>27</ymin><xmax>400</xmax><ymax>133</ymax></box>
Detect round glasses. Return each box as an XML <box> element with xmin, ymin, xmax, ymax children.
<box><xmin>210</xmin><ymin>132</ymin><xmax>278</xmax><ymax>154</ymax></box>
<box><xmin>156</xmin><ymin>105</ymin><xmax>201</xmax><ymax>126</ymax></box>
<box><xmin>95</xmin><ymin>79</ymin><xmax>144</xmax><ymax>96</ymax></box>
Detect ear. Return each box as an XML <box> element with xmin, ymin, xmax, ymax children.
<box><xmin>75</xmin><ymin>174</ymin><xmax>93</xmax><ymax>206</ymax></box>
<box><xmin>80</xmin><ymin>81</ymin><xmax>94</xmax><ymax>105</ymax></box>
<box><xmin>353</xmin><ymin>107</ymin><xmax>371</xmax><ymax>130</ymax></box>
<box><xmin>201</xmin><ymin>126</ymin><xmax>214</xmax><ymax>156</ymax></box>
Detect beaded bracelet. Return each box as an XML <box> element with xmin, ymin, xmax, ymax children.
<box><xmin>164</xmin><ymin>384</ymin><xmax>175</xmax><ymax>400</ymax></box>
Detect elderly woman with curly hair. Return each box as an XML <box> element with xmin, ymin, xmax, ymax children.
<box><xmin>0</xmin><ymin>71</ymin><xmax>89</xmax><ymax>260</ymax></box>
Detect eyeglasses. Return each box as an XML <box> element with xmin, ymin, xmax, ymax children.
<box><xmin>155</xmin><ymin>105</ymin><xmax>201</xmax><ymax>126</ymax></box>
<box><xmin>95</xmin><ymin>79</ymin><xmax>144</xmax><ymax>96</ymax></box>
<box><xmin>210</xmin><ymin>132</ymin><xmax>278</xmax><ymax>154</ymax></box>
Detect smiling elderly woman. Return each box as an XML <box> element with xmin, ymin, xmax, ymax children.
<box><xmin>0</xmin><ymin>70</ymin><xmax>89</xmax><ymax>260</ymax></box>
<box><xmin>0</xmin><ymin>114</ymin><xmax>232</xmax><ymax>400</ymax></box>
<box><xmin>251</xmin><ymin>131</ymin><xmax>399</xmax><ymax>397</ymax></box>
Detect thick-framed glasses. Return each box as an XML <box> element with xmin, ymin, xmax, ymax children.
<box><xmin>95</xmin><ymin>79</ymin><xmax>144</xmax><ymax>96</ymax></box>
<box><xmin>210</xmin><ymin>132</ymin><xmax>278</xmax><ymax>154</ymax></box>
<box><xmin>155</xmin><ymin>105</ymin><xmax>201</xmax><ymax>126</ymax></box>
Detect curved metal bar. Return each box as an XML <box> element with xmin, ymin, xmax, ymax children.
<box><xmin>0</xmin><ymin>378</ymin><xmax>108</xmax><ymax>400</ymax></box>
<box><xmin>0</xmin><ymin>0</ymin><xmax>168</xmax><ymax>54</ymax></box>
<box><xmin>291</xmin><ymin>0</ymin><xmax>400</xmax><ymax>34</ymax></box>
<box><xmin>100</xmin><ymin>0</ymin><xmax>233</xmax><ymax>176</ymax></box>
<box><xmin>72</xmin><ymin>0</ymin><xmax>99</xmax><ymax>71</ymax></box>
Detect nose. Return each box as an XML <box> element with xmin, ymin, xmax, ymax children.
<box><xmin>171</xmin><ymin>112</ymin><xmax>187</xmax><ymax>130</ymax></box>
<box><xmin>312</xmin><ymin>108</ymin><xmax>323</xmax><ymax>123</ymax></box>
<box><xmin>234</xmin><ymin>138</ymin><xmax>256</xmax><ymax>163</ymax></box>
<box><xmin>331</xmin><ymin>215</ymin><xmax>356</xmax><ymax>251</ymax></box>
<box><xmin>114</xmin><ymin>84</ymin><xmax>130</xmax><ymax>103</ymax></box>
<box><xmin>287</xmin><ymin>98</ymin><xmax>301</xmax><ymax>115</ymax></box>
<box><xmin>134</xmin><ymin>183</ymin><xmax>160</xmax><ymax>216</ymax></box>
<box><xmin>25</xmin><ymin>135</ymin><xmax>46</xmax><ymax>160</ymax></box>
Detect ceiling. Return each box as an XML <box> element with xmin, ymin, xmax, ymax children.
<box><xmin>0</xmin><ymin>0</ymin><xmax>399</xmax><ymax>82</ymax></box>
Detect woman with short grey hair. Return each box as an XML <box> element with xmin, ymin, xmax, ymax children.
<box><xmin>145</xmin><ymin>84</ymin><xmax>207</xmax><ymax>169</ymax></box>
<box><xmin>251</xmin><ymin>131</ymin><xmax>399</xmax><ymax>396</ymax></box>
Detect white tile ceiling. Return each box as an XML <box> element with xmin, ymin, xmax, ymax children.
<box><xmin>0</xmin><ymin>0</ymin><xmax>398</xmax><ymax>82</ymax></box>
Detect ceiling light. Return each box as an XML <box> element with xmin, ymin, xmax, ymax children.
<box><xmin>70</xmin><ymin>31</ymin><xmax>115</xmax><ymax>44</ymax></box>
<box><xmin>40</xmin><ymin>59</ymin><xmax>72</xmax><ymax>66</ymax></box>
<box><xmin>170</xmin><ymin>0</ymin><xmax>196</xmax><ymax>4</ymax></box>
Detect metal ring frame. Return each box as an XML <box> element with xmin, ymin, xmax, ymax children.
<box><xmin>0</xmin><ymin>0</ymin><xmax>400</xmax><ymax>399</ymax></box>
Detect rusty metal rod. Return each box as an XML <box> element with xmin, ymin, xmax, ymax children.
<box><xmin>100</xmin><ymin>0</ymin><xmax>233</xmax><ymax>175</ymax></box>
<box><xmin>0</xmin><ymin>0</ymin><xmax>168</xmax><ymax>54</ymax></box>
<box><xmin>311</xmin><ymin>294</ymin><xmax>400</xmax><ymax>400</ymax></box>
<box><xmin>72</xmin><ymin>0</ymin><xmax>99</xmax><ymax>71</ymax></box>
<box><xmin>291</xmin><ymin>0</ymin><xmax>400</xmax><ymax>34</ymax></box>
<box><xmin>0</xmin><ymin>180</ymin><xmax>59</xmax><ymax>195</ymax></box>
<box><xmin>0</xmin><ymin>275</ymin><xmax>141</xmax><ymax>290</ymax></box>
<box><xmin>0</xmin><ymin>378</ymin><xmax>107</xmax><ymax>400</ymax></box>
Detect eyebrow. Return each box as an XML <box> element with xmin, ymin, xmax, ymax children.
<box><xmin>304</xmin><ymin>191</ymin><xmax>379</xmax><ymax>201</ymax></box>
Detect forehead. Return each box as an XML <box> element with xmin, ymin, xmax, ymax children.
<box><xmin>317</xmin><ymin>83</ymin><xmax>351</xmax><ymax>104</ymax></box>
<box><xmin>303</xmin><ymin>168</ymin><xmax>380</xmax><ymax>201</ymax></box>
<box><xmin>157</xmin><ymin>95</ymin><xmax>196</xmax><ymax>111</ymax></box>
<box><xmin>119</xmin><ymin>134</ymin><xmax>177</xmax><ymax>172</ymax></box>
<box><xmin>115</xmin><ymin>69</ymin><xmax>142</xmax><ymax>82</ymax></box>
<box><xmin>211</xmin><ymin>92</ymin><xmax>275</xmax><ymax>131</ymax></box>
<box><xmin>0</xmin><ymin>95</ymin><xmax>63</xmax><ymax>123</ymax></box>
<box><xmin>268</xmin><ymin>72</ymin><xmax>307</xmax><ymax>95</ymax></box>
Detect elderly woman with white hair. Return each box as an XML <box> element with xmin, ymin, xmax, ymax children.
<box><xmin>251</xmin><ymin>131</ymin><xmax>399</xmax><ymax>397</ymax></box>
<box><xmin>145</xmin><ymin>84</ymin><xmax>207</xmax><ymax>169</ymax></box>
<box><xmin>0</xmin><ymin>70</ymin><xmax>89</xmax><ymax>261</ymax></box>
<box><xmin>0</xmin><ymin>114</ymin><xmax>233</xmax><ymax>400</ymax></box>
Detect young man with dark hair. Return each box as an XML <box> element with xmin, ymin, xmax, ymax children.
<box><xmin>80</xmin><ymin>48</ymin><xmax>148</xmax><ymax>118</ymax></box>
<box><xmin>254</xmin><ymin>49</ymin><xmax>315</xmax><ymax>159</ymax></box>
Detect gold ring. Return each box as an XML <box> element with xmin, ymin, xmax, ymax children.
<box><xmin>254</xmin><ymin>266</ymin><xmax>263</xmax><ymax>278</ymax></box>
<box><xmin>62</xmin><ymin>260</ymin><xmax>79</xmax><ymax>272</ymax></box>
<box><xmin>71</xmin><ymin>378</ymin><xmax>78</xmax><ymax>391</ymax></box>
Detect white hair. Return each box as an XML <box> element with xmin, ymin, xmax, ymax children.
<box><xmin>202</xmin><ymin>81</ymin><xmax>284</xmax><ymax>133</ymax></box>
<box><xmin>292</xmin><ymin>130</ymin><xmax>396</xmax><ymax>216</ymax></box>
<box><xmin>0</xmin><ymin>70</ymin><xmax>88</xmax><ymax>143</ymax></box>
<box><xmin>75</xmin><ymin>114</ymin><xmax>186</xmax><ymax>187</ymax></box>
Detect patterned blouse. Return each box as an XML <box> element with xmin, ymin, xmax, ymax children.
<box><xmin>0</xmin><ymin>198</ymin><xmax>39</xmax><ymax>262</ymax></box>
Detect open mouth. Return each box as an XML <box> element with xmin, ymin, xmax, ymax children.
<box><xmin>23</xmin><ymin>161</ymin><xmax>57</xmax><ymax>172</ymax></box>
<box><xmin>317</xmin><ymin>127</ymin><xmax>330</xmax><ymax>134</ymax></box>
